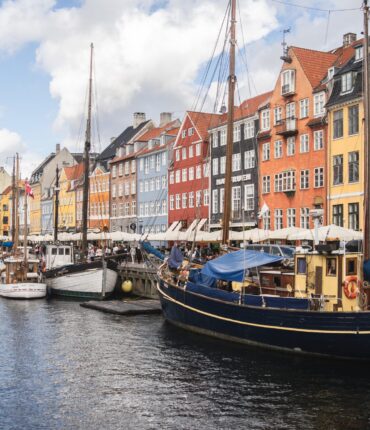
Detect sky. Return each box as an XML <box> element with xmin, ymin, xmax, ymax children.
<box><xmin>0</xmin><ymin>0</ymin><xmax>364</xmax><ymax>177</ymax></box>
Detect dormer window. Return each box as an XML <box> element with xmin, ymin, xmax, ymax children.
<box><xmin>160</xmin><ymin>135</ymin><xmax>165</xmax><ymax>146</ymax></box>
<box><xmin>341</xmin><ymin>72</ymin><xmax>353</xmax><ymax>93</ymax></box>
<box><xmin>355</xmin><ymin>45</ymin><xmax>363</xmax><ymax>61</ymax></box>
<box><xmin>328</xmin><ymin>67</ymin><xmax>336</xmax><ymax>80</ymax></box>
<box><xmin>281</xmin><ymin>69</ymin><xmax>295</xmax><ymax>95</ymax></box>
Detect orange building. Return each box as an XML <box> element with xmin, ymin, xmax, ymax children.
<box><xmin>258</xmin><ymin>38</ymin><xmax>355</xmax><ymax>230</ymax></box>
<box><xmin>88</xmin><ymin>165</ymin><xmax>110</xmax><ymax>231</ymax></box>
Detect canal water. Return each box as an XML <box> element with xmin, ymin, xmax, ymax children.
<box><xmin>1</xmin><ymin>298</ymin><xmax>370</xmax><ymax>430</ymax></box>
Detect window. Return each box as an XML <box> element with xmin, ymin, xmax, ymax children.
<box><xmin>232</xmin><ymin>186</ymin><xmax>241</xmax><ymax>212</ymax></box>
<box><xmin>131</xmin><ymin>160</ymin><xmax>136</xmax><ymax>173</ymax></box>
<box><xmin>144</xmin><ymin>157</ymin><xmax>149</xmax><ymax>174</ymax></box>
<box><xmin>112</xmin><ymin>165</ymin><xmax>117</xmax><ymax>178</ymax></box>
<box><xmin>189</xmin><ymin>167</ymin><xmax>194</xmax><ymax>180</ymax></box>
<box><xmin>182</xmin><ymin>193</ymin><xmax>187</xmax><ymax>209</ymax></box>
<box><xmin>333</xmin><ymin>155</ymin><xmax>343</xmax><ymax>185</ymax></box>
<box><xmin>348</xmin><ymin>105</ymin><xmax>359</xmax><ymax>135</ymax></box>
<box><xmin>125</xmin><ymin>202</ymin><xmax>130</xmax><ymax>216</ymax></box>
<box><xmin>244</xmin><ymin>121</ymin><xmax>254</xmax><ymax>139</ymax></box>
<box><xmin>189</xmin><ymin>145</ymin><xmax>194</xmax><ymax>158</ymax></box>
<box><xmin>162</xmin><ymin>175</ymin><xmax>167</xmax><ymax>189</ymax></box>
<box><xmin>300</xmin><ymin>170</ymin><xmax>309</xmax><ymax>189</ymax></box>
<box><xmin>196</xmin><ymin>190</ymin><xmax>202</xmax><ymax>207</ymax></box>
<box><xmin>149</xmin><ymin>179</ymin><xmax>154</xmax><ymax>192</ymax></box>
<box><xmin>181</xmin><ymin>129</ymin><xmax>186</xmax><ymax>138</ymax></box>
<box><xmin>281</xmin><ymin>69</ymin><xmax>295</xmax><ymax>94</ymax></box>
<box><xmin>220</xmin><ymin>128</ymin><xmax>227</xmax><ymax>146</ymax></box>
<box><xmin>161</xmin><ymin>152</ymin><xmax>166</xmax><ymax>166</ymax></box>
<box><xmin>112</xmin><ymin>184</ymin><xmax>116</xmax><ymax>198</ymax></box>
<box><xmin>232</xmin><ymin>153</ymin><xmax>241</xmax><ymax>171</ymax></box>
<box><xmin>169</xmin><ymin>172</ymin><xmax>174</xmax><ymax>184</ymax></box>
<box><xmin>300</xmin><ymin>207</ymin><xmax>309</xmax><ymax>229</ymax></box>
<box><xmin>262</xmin><ymin>176</ymin><xmax>270</xmax><ymax>194</ymax></box>
<box><xmin>212</xmin><ymin>132</ymin><xmax>218</xmax><ymax>148</ymax></box>
<box><xmin>300</xmin><ymin>134</ymin><xmax>309</xmax><ymax>153</ymax></box>
<box><xmin>274</xmin><ymin>170</ymin><xmax>296</xmax><ymax>192</ymax></box>
<box><xmin>220</xmin><ymin>156</ymin><xmax>226</xmax><ymax>174</ymax></box>
<box><xmin>170</xmin><ymin>195</ymin><xmax>174</xmax><ymax>210</ymax></box>
<box><xmin>204</xmin><ymin>189</ymin><xmax>209</xmax><ymax>206</ymax></box>
<box><xmin>274</xmin><ymin>209</ymin><xmax>283</xmax><ymax>230</ymax></box>
<box><xmin>150</xmin><ymin>155</ymin><xmax>155</xmax><ymax>169</ymax></box>
<box><xmin>139</xmin><ymin>159</ymin><xmax>144</xmax><ymax>171</ymax></box>
<box><xmin>333</xmin><ymin>109</ymin><xmax>343</xmax><ymax>139</ymax></box>
<box><xmin>125</xmin><ymin>182</ymin><xmax>130</xmax><ymax>195</ymax></box>
<box><xmin>118</xmin><ymin>183</ymin><xmax>123</xmax><ymax>197</ymax></box>
<box><xmin>274</xmin><ymin>106</ymin><xmax>282</xmax><ymax>125</ymax></box>
<box><xmin>161</xmin><ymin>199</ymin><xmax>167</xmax><ymax>214</ymax></box>
<box><xmin>341</xmin><ymin>72</ymin><xmax>353</xmax><ymax>93</ymax></box>
<box><xmin>219</xmin><ymin>188</ymin><xmax>224</xmax><ymax>213</ymax></box>
<box><xmin>297</xmin><ymin>257</ymin><xmax>307</xmax><ymax>274</ymax></box>
<box><xmin>212</xmin><ymin>189</ymin><xmax>218</xmax><ymax>214</ymax></box>
<box><xmin>156</xmin><ymin>154</ymin><xmax>161</xmax><ymax>171</ymax></box>
<box><xmin>182</xmin><ymin>168</ymin><xmax>187</xmax><ymax>182</ymax></box>
<box><xmin>262</xmin><ymin>143</ymin><xmax>270</xmax><ymax>161</ymax></box>
<box><xmin>314</xmin><ymin>92</ymin><xmax>325</xmax><ymax>117</ymax></box>
<box><xmin>195</xmin><ymin>143</ymin><xmax>201</xmax><ymax>156</ymax></box>
<box><xmin>175</xmin><ymin>170</ymin><xmax>180</xmax><ymax>183</ymax></box>
<box><xmin>144</xmin><ymin>180</ymin><xmax>149</xmax><ymax>192</ymax></box>
<box><xmin>244</xmin><ymin>184</ymin><xmax>254</xmax><ymax>210</ymax></box>
<box><xmin>349</xmin><ymin>151</ymin><xmax>359</xmax><ymax>183</ymax></box>
<box><xmin>233</xmin><ymin>124</ymin><xmax>241</xmax><ymax>142</ymax></box>
<box><xmin>355</xmin><ymin>45</ymin><xmax>363</xmax><ymax>61</ymax></box>
<box><xmin>111</xmin><ymin>203</ymin><xmax>117</xmax><ymax>217</ymax></box>
<box><xmin>287</xmin><ymin>137</ymin><xmax>295</xmax><ymax>156</ymax></box>
<box><xmin>346</xmin><ymin>258</ymin><xmax>358</xmax><ymax>276</ymax></box>
<box><xmin>118</xmin><ymin>163</ymin><xmax>123</xmax><ymax>176</ymax></box>
<box><xmin>287</xmin><ymin>208</ymin><xmax>296</xmax><ymax>227</ymax></box>
<box><xmin>261</xmin><ymin>109</ymin><xmax>270</xmax><ymax>130</ymax></box>
<box><xmin>244</xmin><ymin>150</ymin><xmax>255</xmax><ymax>169</ymax></box>
<box><xmin>314</xmin><ymin>167</ymin><xmax>324</xmax><ymax>188</ymax></box>
<box><xmin>348</xmin><ymin>203</ymin><xmax>359</xmax><ymax>230</ymax></box>
<box><xmin>155</xmin><ymin>177</ymin><xmax>160</xmax><ymax>190</ymax></box>
<box><xmin>188</xmin><ymin>127</ymin><xmax>194</xmax><ymax>136</ymax></box>
<box><xmin>189</xmin><ymin>191</ymin><xmax>194</xmax><ymax>208</ymax></box>
<box><xmin>314</xmin><ymin>130</ymin><xmax>324</xmax><ymax>150</ymax></box>
<box><xmin>182</xmin><ymin>147</ymin><xmax>187</xmax><ymax>160</ymax></box>
<box><xmin>196</xmin><ymin>165</ymin><xmax>202</xmax><ymax>179</ymax></box>
<box><xmin>175</xmin><ymin>149</ymin><xmax>180</xmax><ymax>161</ymax></box>
<box><xmin>299</xmin><ymin>98</ymin><xmax>309</xmax><ymax>118</ymax></box>
<box><xmin>124</xmin><ymin>161</ymin><xmax>130</xmax><ymax>175</ymax></box>
<box><xmin>332</xmin><ymin>204</ymin><xmax>343</xmax><ymax>227</ymax></box>
<box><xmin>262</xmin><ymin>210</ymin><xmax>270</xmax><ymax>230</ymax></box>
<box><xmin>175</xmin><ymin>194</ymin><xmax>180</xmax><ymax>209</ymax></box>
<box><xmin>213</xmin><ymin>158</ymin><xmax>219</xmax><ymax>175</ymax></box>
<box><xmin>274</xmin><ymin>140</ymin><xmax>283</xmax><ymax>158</ymax></box>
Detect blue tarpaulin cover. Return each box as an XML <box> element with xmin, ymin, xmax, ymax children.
<box><xmin>201</xmin><ymin>250</ymin><xmax>284</xmax><ymax>282</ymax></box>
<box><xmin>141</xmin><ymin>241</ymin><xmax>165</xmax><ymax>261</ymax></box>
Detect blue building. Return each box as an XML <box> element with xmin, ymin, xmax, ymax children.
<box><xmin>136</xmin><ymin>118</ymin><xmax>180</xmax><ymax>235</ymax></box>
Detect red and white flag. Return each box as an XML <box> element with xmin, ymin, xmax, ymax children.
<box><xmin>25</xmin><ymin>181</ymin><xmax>34</xmax><ymax>199</ymax></box>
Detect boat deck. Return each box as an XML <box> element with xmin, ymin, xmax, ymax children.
<box><xmin>80</xmin><ymin>299</ymin><xmax>162</xmax><ymax>316</ymax></box>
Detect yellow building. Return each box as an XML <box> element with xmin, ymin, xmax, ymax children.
<box><xmin>0</xmin><ymin>186</ymin><xmax>12</xmax><ymax>237</ymax></box>
<box><xmin>326</xmin><ymin>43</ymin><xmax>363</xmax><ymax>231</ymax></box>
<box><xmin>30</xmin><ymin>182</ymin><xmax>41</xmax><ymax>234</ymax></box>
<box><xmin>58</xmin><ymin>163</ymin><xmax>83</xmax><ymax>232</ymax></box>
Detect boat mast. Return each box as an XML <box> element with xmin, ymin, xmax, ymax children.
<box><xmin>15</xmin><ymin>153</ymin><xmax>19</xmax><ymax>252</ymax></box>
<box><xmin>81</xmin><ymin>43</ymin><xmax>93</xmax><ymax>258</ymax></box>
<box><xmin>11</xmin><ymin>156</ymin><xmax>15</xmax><ymax>243</ymax></box>
<box><xmin>54</xmin><ymin>164</ymin><xmax>60</xmax><ymax>242</ymax></box>
<box><xmin>364</xmin><ymin>1</ymin><xmax>370</xmax><ymax>260</ymax></box>
<box><xmin>222</xmin><ymin>0</ymin><xmax>236</xmax><ymax>245</ymax></box>
<box><xmin>23</xmin><ymin>182</ymin><xmax>28</xmax><ymax>271</ymax></box>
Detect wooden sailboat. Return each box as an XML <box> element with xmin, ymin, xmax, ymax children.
<box><xmin>156</xmin><ymin>0</ymin><xmax>370</xmax><ymax>360</ymax></box>
<box><xmin>45</xmin><ymin>44</ymin><xmax>118</xmax><ymax>299</ymax></box>
<box><xmin>0</xmin><ymin>154</ymin><xmax>47</xmax><ymax>299</ymax></box>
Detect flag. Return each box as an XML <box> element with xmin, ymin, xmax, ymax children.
<box><xmin>25</xmin><ymin>181</ymin><xmax>34</xmax><ymax>199</ymax></box>
<box><xmin>258</xmin><ymin>202</ymin><xmax>269</xmax><ymax>219</ymax></box>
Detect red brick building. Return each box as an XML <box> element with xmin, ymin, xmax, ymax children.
<box><xmin>168</xmin><ymin>111</ymin><xmax>220</xmax><ymax>228</ymax></box>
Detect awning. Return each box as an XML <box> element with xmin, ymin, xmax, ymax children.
<box><xmin>201</xmin><ymin>249</ymin><xmax>284</xmax><ymax>282</ymax></box>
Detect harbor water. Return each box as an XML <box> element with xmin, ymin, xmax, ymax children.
<box><xmin>1</xmin><ymin>298</ymin><xmax>370</xmax><ymax>430</ymax></box>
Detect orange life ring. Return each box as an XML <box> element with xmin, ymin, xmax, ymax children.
<box><xmin>343</xmin><ymin>276</ymin><xmax>361</xmax><ymax>300</ymax></box>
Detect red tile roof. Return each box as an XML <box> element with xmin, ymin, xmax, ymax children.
<box><xmin>187</xmin><ymin>111</ymin><xmax>222</xmax><ymax>140</ymax></box>
<box><xmin>2</xmin><ymin>185</ymin><xmax>12</xmax><ymax>195</ymax></box>
<box><xmin>137</xmin><ymin>120</ymin><xmax>179</xmax><ymax>142</ymax></box>
<box><xmin>64</xmin><ymin>163</ymin><xmax>84</xmax><ymax>181</ymax></box>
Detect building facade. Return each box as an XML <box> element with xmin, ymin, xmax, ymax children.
<box><xmin>0</xmin><ymin>186</ymin><xmax>11</xmax><ymax>237</ymax></box>
<box><xmin>88</xmin><ymin>165</ymin><xmax>110</xmax><ymax>231</ymax></box>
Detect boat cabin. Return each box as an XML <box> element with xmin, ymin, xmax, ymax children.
<box><xmin>45</xmin><ymin>245</ymin><xmax>74</xmax><ymax>269</ymax></box>
<box><xmin>1</xmin><ymin>258</ymin><xmax>40</xmax><ymax>284</ymax></box>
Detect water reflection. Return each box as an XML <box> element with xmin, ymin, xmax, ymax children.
<box><xmin>0</xmin><ymin>299</ymin><xmax>369</xmax><ymax>430</ymax></box>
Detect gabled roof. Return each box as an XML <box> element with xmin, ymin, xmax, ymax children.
<box><xmin>136</xmin><ymin>120</ymin><xmax>179</xmax><ymax>142</ymax></box>
<box><xmin>237</xmin><ymin>91</ymin><xmax>273</xmax><ymax>120</ymax></box>
<box><xmin>187</xmin><ymin>111</ymin><xmax>222</xmax><ymax>140</ymax></box>
<box><xmin>97</xmin><ymin>120</ymin><xmax>151</xmax><ymax>163</ymax></box>
<box><xmin>63</xmin><ymin>162</ymin><xmax>84</xmax><ymax>181</ymax></box>
<box><xmin>1</xmin><ymin>185</ymin><xmax>12</xmax><ymax>196</ymax></box>
<box><xmin>30</xmin><ymin>153</ymin><xmax>56</xmax><ymax>182</ymax></box>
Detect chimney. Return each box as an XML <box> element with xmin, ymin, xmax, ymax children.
<box><xmin>133</xmin><ymin>112</ymin><xmax>146</xmax><ymax>128</ymax></box>
<box><xmin>159</xmin><ymin>112</ymin><xmax>172</xmax><ymax>126</ymax></box>
<box><xmin>56</xmin><ymin>143</ymin><xmax>61</xmax><ymax>153</ymax></box>
<box><xmin>343</xmin><ymin>32</ymin><xmax>356</xmax><ymax>47</ymax></box>
<box><xmin>110</xmin><ymin>137</ymin><xmax>116</xmax><ymax>143</ymax></box>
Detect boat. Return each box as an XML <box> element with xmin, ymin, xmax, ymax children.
<box><xmin>157</xmin><ymin>1</ymin><xmax>370</xmax><ymax>360</ymax></box>
<box><xmin>44</xmin><ymin>44</ymin><xmax>118</xmax><ymax>299</ymax></box>
<box><xmin>0</xmin><ymin>155</ymin><xmax>46</xmax><ymax>299</ymax></box>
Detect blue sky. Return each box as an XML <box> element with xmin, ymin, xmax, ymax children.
<box><xmin>0</xmin><ymin>0</ymin><xmax>363</xmax><ymax>176</ymax></box>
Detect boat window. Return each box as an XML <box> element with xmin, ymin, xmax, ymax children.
<box><xmin>273</xmin><ymin>276</ymin><xmax>281</xmax><ymax>287</ymax></box>
<box><xmin>58</xmin><ymin>248</ymin><xmax>64</xmax><ymax>255</ymax></box>
<box><xmin>326</xmin><ymin>258</ymin><xmax>337</xmax><ymax>276</ymax></box>
<box><xmin>346</xmin><ymin>258</ymin><xmax>357</xmax><ymax>276</ymax></box>
<box><xmin>269</xmin><ymin>246</ymin><xmax>281</xmax><ymax>256</ymax></box>
<box><xmin>51</xmin><ymin>248</ymin><xmax>57</xmax><ymax>255</ymax></box>
<box><xmin>65</xmin><ymin>248</ymin><xmax>70</xmax><ymax>255</ymax></box>
<box><xmin>281</xmin><ymin>246</ymin><xmax>295</xmax><ymax>258</ymax></box>
<box><xmin>262</xmin><ymin>246</ymin><xmax>271</xmax><ymax>253</ymax></box>
<box><xmin>297</xmin><ymin>257</ymin><xmax>307</xmax><ymax>274</ymax></box>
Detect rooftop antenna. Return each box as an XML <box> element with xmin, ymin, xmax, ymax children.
<box><xmin>280</xmin><ymin>28</ymin><xmax>292</xmax><ymax>63</ymax></box>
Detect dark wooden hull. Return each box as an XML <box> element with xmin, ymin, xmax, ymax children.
<box><xmin>157</xmin><ymin>280</ymin><xmax>370</xmax><ymax>360</ymax></box>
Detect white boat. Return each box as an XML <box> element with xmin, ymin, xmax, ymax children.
<box><xmin>0</xmin><ymin>257</ymin><xmax>46</xmax><ymax>299</ymax></box>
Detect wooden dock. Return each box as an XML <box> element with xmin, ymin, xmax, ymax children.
<box><xmin>118</xmin><ymin>262</ymin><xmax>159</xmax><ymax>299</ymax></box>
<box><xmin>80</xmin><ymin>299</ymin><xmax>162</xmax><ymax>316</ymax></box>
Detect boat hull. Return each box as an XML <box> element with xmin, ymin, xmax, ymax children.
<box><xmin>158</xmin><ymin>280</ymin><xmax>370</xmax><ymax>360</ymax></box>
<box><xmin>0</xmin><ymin>283</ymin><xmax>47</xmax><ymax>299</ymax></box>
<box><xmin>47</xmin><ymin>267</ymin><xmax>118</xmax><ymax>299</ymax></box>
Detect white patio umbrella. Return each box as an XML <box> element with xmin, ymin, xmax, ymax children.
<box><xmin>231</xmin><ymin>228</ymin><xmax>271</xmax><ymax>243</ymax></box>
<box><xmin>288</xmin><ymin>224</ymin><xmax>363</xmax><ymax>242</ymax></box>
<box><xmin>269</xmin><ymin>227</ymin><xmax>307</xmax><ymax>240</ymax></box>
